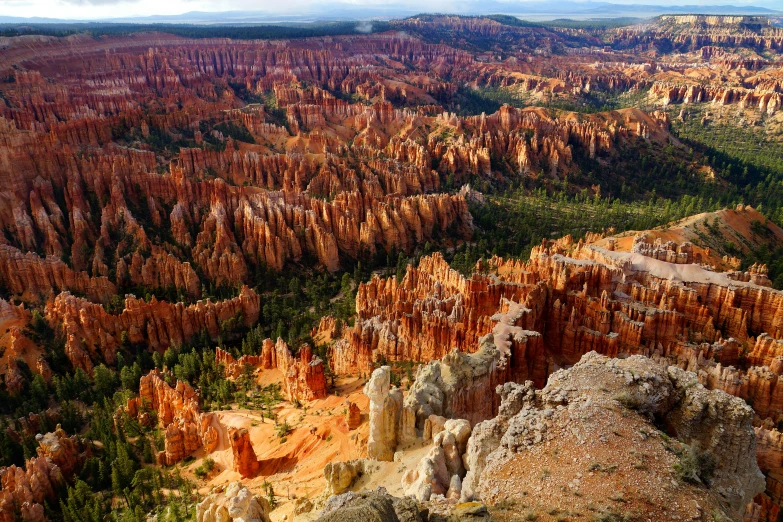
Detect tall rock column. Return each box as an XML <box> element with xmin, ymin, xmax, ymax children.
<box><xmin>364</xmin><ymin>366</ymin><xmax>402</xmax><ymax>461</ymax></box>
<box><xmin>229</xmin><ymin>427</ymin><xmax>260</xmax><ymax>479</ymax></box>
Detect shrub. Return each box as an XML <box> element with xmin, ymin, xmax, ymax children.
<box><xmin>275</xmin><ymin>421</ymin><xmax>291</xmax><ymax>438</ymax></box>
<box><xmin>614</xmin><ymin>388</ymin><xmax>665</xmax><ymax>418</ymax></box>
<box><xmin>674</xmin><ymin>444</ymin><xmax>717</xmax><ymax>485</ymax></box>
<box><xmin>194</xmin><ymin>457</ymin><xmax>215</xmax><ymax>478</ymax></box>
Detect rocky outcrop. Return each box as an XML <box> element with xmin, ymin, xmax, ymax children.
<box><xmin>331</xmin><ymin>238</ymin><xmax>783</xmax><ymax>515</ymax></box>
<box><xmin>126</xmin><ymin>370</ymin><xmax>217</xmax><ymax>465</ymax></box>
<box><xmin>196</xmin><ymin>482</ymin><xmax>271</xmax><ymax>522</ymax></box>
<box><xmin>318</xmin><ymin>489</ymin><xmax>426</xmax><ymax>522</ymax></box>
<box><xmin>324</xmin><ymin>460</ymin><xmax>365</xmax><ymax>496</ymax></box>
<box><xmin>229</xmin><ymin>427</ymin><xmax>260</xmax><ymax>479</ymax></box>
<box><xmin>403</xmin><ymin>338</ymin><xmax>517</xmax><ymax>429</ymax></box>
<box><xmin>346</xmin><ymin>401</ymin><xmax>362</xmax><ymax>430</ymax></box>
<box><xmin>401</xmin><ymin>419</ymin><xmax>471</xmax><ymax>502</ymax></box>
<box><xmin>463</xmin><ymin>352</ymin><xmax>764</xmax><ymax>520</ymax></box>
<box><xmin>631</xmin><ymin>234</ymin><xmax>697</xmax><ymax>264</ymax></box>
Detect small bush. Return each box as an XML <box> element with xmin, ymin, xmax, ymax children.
<box><xmin>194</xmin><ymin>457</ymin><xmax>215</xmax><ymax>478</ymax></box>
<box><xmin>674</xmin><ymin>444</ymin><xmax>717</xmax><ymax>485</ymax></box>
<box><xmin>593</xmin><ymin>512</ymin><xmax>633</xmax><ymax>522</ymax></box>
<box><xmin>275</xmin><ymin>421</ymin><xmax>292</xmax><ymax>438</ymax></box>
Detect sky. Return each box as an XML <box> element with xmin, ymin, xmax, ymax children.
<box><xmin>0</xmin><ymin>0</ymin><xmax>779</xmax><ymax>21</ymax></box>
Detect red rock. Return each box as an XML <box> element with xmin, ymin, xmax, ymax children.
<box><xmin>45</xmin><ymin>286</ymin><xmax>260</xmax><ymax>372</ymax></box>
<box><xmin>216</xmin><ymin>340</ymin><xmax>327</xmax><ymax>402</ymax></box>
<box><xmin>0</xmin><ymin>426</ymin><xmax>87</xmax><ymax>522</ymax></box>
<box><xmin>346</xmin><ymin>401</ymin><xmax>362</xmax><ymax>430</ymax></box>
<box><xmin>229</xmin><ymin>427</ymin><xmax>260</xmax><ymax>479</ymax></box>
<box><xmin>127</xmin><ymin>369</ymin><xmax>217</xmax><ymax>465</ymax></box>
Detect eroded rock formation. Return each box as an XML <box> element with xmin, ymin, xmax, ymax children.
<box><xmin>0</xmin><ymin>426</ymin><xmax>87</xmax><ymax>522</ymax></box>
<box><xmin>345</xmin><ymin>401</ymin><xmax>362</xmax><ymax>430</ymax></box>
<box><xmin>47</xmin><ymin>286</ymin><xmax>260</xmax><ymax>372</ymax></box>
<box><xmin>364</xmin><ymin>366</ymin><xmax>402</xmax><ymax>462</ymax></box>
<box><xmin>324</xmin><ymin>460</ymin><xmax>365</xmax><ymax>496</ymax></box>
<box><xmin>196</xmin><ymin>482</ymin><xmax>271</xmax><ymax>522</ymax></box>
<box><xmin>229</xmin><ymin>428</ymin><xmax>261</xmax><ymax>479</ymax></box>
<box><xmin>401</xmin><ymin>419</ymin><xmax>471</xmax><ymax>502</ymax></box>
<box><xmin>333</xmin><ymin>244</ymin><xmax>783</xmax><ymax>518</ymax></box>
<box><xmin>126</xmin><ymin>370</ymin><xmax>217</xmax><ymax>465</ymax></box>
<box><xmin>216</xmin><ymin>339</ymin><xmax>327</xmax><ymax>402</ymax></box>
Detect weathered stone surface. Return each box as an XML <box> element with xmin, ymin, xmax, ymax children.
<box><xmin>463</xmin><ymin>352</ymin><xmax>764</xmax><ymax>520</ymax></box>
<box><xmin>318</xmin><ymin>488</ymin><xmax>426</xmax><ymax>522</ymax></box>
<box><xmin>196</xmin><ymin>482</ymin><xmax>271</xmax><ymax>522</ymax></box>
<box><xmin>401</xmin><ymin>417</ymin><xmax>471</xmax><ymax>503</ymax></box>
<box><xmin>324</xmin><ymin>460</ymin><xmax>364</xmax><ymax>496</ymax></box>
<box><xmin>364</xmin><ymin>366</ymin><xmax>402</xmax><ymax>461</ymax></box>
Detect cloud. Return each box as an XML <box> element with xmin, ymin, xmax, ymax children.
<box><xmin>58</xmin><ymin>0</ymin><xmax>140</xmax><ymax>5</ymax></box>
<box><xmin>355</xmin><ymin>20</ymin><xmax>373</xmax><ymax>32</ymax></box>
